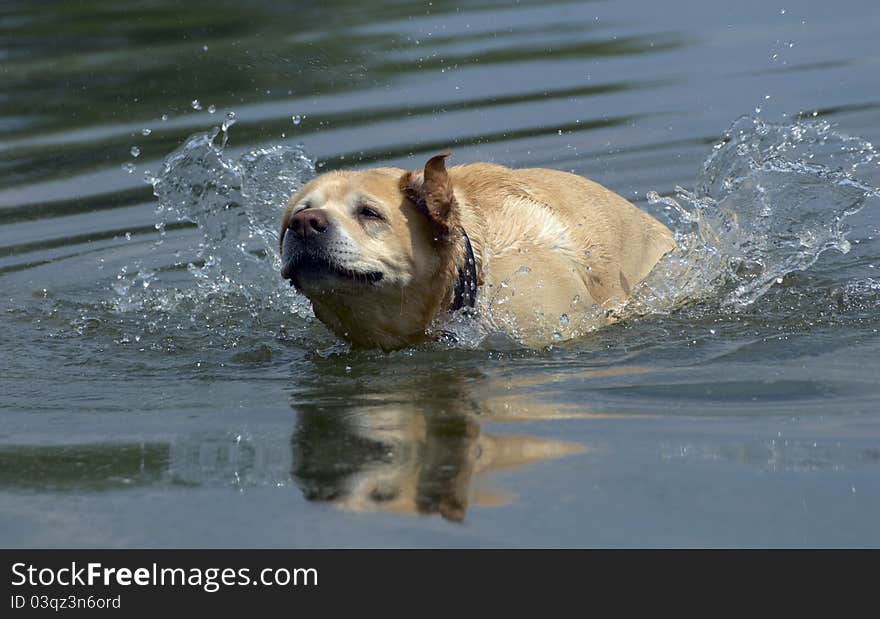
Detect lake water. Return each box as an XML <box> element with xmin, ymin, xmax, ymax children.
<box><xmin>2</xmin><ymin>0</ymin><xmax>879</xmax><ymax>547</ymax></box>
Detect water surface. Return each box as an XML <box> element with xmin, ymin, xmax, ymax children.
<box><xmin>2</xmin><ymin>0</ymin><xmax>879</xmax><ymax>547</ymax></box>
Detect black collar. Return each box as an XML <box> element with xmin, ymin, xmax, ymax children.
<box><xmin>451</xmin><ymin>227</ymin><xmax>478</xmax><ymax>311</ymax></box>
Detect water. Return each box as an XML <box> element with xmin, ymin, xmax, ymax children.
<box><xmin>2</xmin><ymin>0</ymin><xmax>879</xmax><ymax>547</ymax></box>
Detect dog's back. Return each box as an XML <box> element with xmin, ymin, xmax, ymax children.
<box><xmin>448</xmin><ymin>163</ymin><xmax>676</xmax><ymax>343</ymax></box>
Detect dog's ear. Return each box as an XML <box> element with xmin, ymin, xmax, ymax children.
<box><xmin>402</xmin><ymin>151</ymin><xmax>458</xmax><ymax>238</ymax></box>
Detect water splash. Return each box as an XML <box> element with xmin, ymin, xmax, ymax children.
<box><xmin>147</xmin><ymin>124</ymin><xmax>315</xmax><ymax>313</ymax></box>
<box><xmin>98</xmin><ymin>123</ymin><xmax>325</xmax><ymax>358</ymax></box>
<box><xmin>114</xmin><ymin>115</ymin><xmax>878</xmax><ymax>353</ymax></box>
<box><xmin>631</xmin><ymin>115</ymin><xmax>879</xmax><ymax>315</ymax></box>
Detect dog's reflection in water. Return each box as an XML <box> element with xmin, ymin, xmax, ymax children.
<box><xmin>291</xmin><ymin>395</ymin><xmax>586</xmax><ymax>522</ymax></box>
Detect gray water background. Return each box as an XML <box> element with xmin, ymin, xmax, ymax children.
<box><xmin>1</xmin><ymin>0</ymin><xmax>879</xmax><ymax>547</ymax></box>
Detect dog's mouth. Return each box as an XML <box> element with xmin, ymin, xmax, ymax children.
<box><xmin>282</xmin><ymin>255</ymin><xmax>384</xmax><ymax>287</ymax></box>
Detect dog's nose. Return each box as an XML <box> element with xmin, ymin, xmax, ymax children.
<box><xmin>288</xmin><ymin>209</ymin><xmax>330</xmax><ymax>239</ymax></box>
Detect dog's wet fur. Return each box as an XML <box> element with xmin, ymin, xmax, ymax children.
<box><xmin>279</xmin><ymin>153</ymin><xmax>675</xmax><ymax>349</ymax></box>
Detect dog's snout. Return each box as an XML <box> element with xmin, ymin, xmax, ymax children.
<box><xmin>288</xmin><ymin>209</ymin><xmax>330</xmax><ymax>239</ymax></box>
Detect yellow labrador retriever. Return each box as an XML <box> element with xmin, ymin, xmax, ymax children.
<box><xmin>279</xmin><ymin>152</ymin><xmax>675</xmax><ymax>349</ymax></box>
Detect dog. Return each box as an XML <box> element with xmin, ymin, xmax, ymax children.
<box><xmin>279</xmin><ymin>152</ymin><xmax>675</xmax><ymax>349</ymax></box>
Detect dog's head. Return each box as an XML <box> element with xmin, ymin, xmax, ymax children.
<box><xmin>279</xmin><ymin>153</ymin><xmax>464</xmax><ymax>349</ymax></box>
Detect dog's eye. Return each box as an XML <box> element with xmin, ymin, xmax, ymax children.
<box><xmin>369</xmin><ymin>486</ymin><xmax>399</xmax><ymax>503</ymax></box>
<box><xmin>357</xmin><ymin>205</ymin><xmax>384</xmax><ymax>221</ymax></box>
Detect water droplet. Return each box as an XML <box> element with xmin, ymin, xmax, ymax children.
<box><xmin>776</xmin><ymin>277</ymin><xmax>784</xmax><ymax>284</ymax></box>
<box><xmin>779</xmin><ymin>8</ymin><xmax>786</xmax><ymax>15</ymax></box>
<box><xmin>141</xmin><ymin>128</ymin><xmax>152</xmax><ymax>136</ymax></box>
<box><xmin>559</xmin><ymin>314</ymin><xmax>569</xmax><ymax>325</ymax></box>
<box><xmin>125</xmin><ymin>232</ymin><xmax>132</xmax><ymax>241</ymax></box>
<box><xmin>202</xmin><ymin>45</ymin><xmax>209</xmax><ymax>51</ymax></box>
<box><xmin>130</xmin><ymin>145</ymin><xmax>141</xmax><ymax>157</ymax></box>
<box><xmin>208</xmin><ymin>104</ymin><xmax>216</xmax><ymax>114</ymax></box>
<box><xmin>709</xmin><ymin>328</ymin><xmax>716</xmax><ymax>335</ymax></box>
<box><xmin>161</xmin><ymin>114</ymin><xmax>168</xmax><ymax>121</ymax></box>
<box><xmin>191</xmin><ymin>99</ymin><xmax>202</xmax><ymax>110</ymax></box>
<box><xmin>557</xmin><ymin>129</ymin><xmax>563</xmax><ymax>136</ymax></box>
<box><xmin>121</xmin><ymin>162</ymin><xmax>136</xmax><ymax>174</ymax></box>
<box><xmin>222</xmin><ymin>111</ymin><xmax>237</xmax><ymax>132</ymax></box>
<box><xmin>291</xmin><ymin>114</ymin><xmax>302</xmax><ymax>125</ymax></box>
